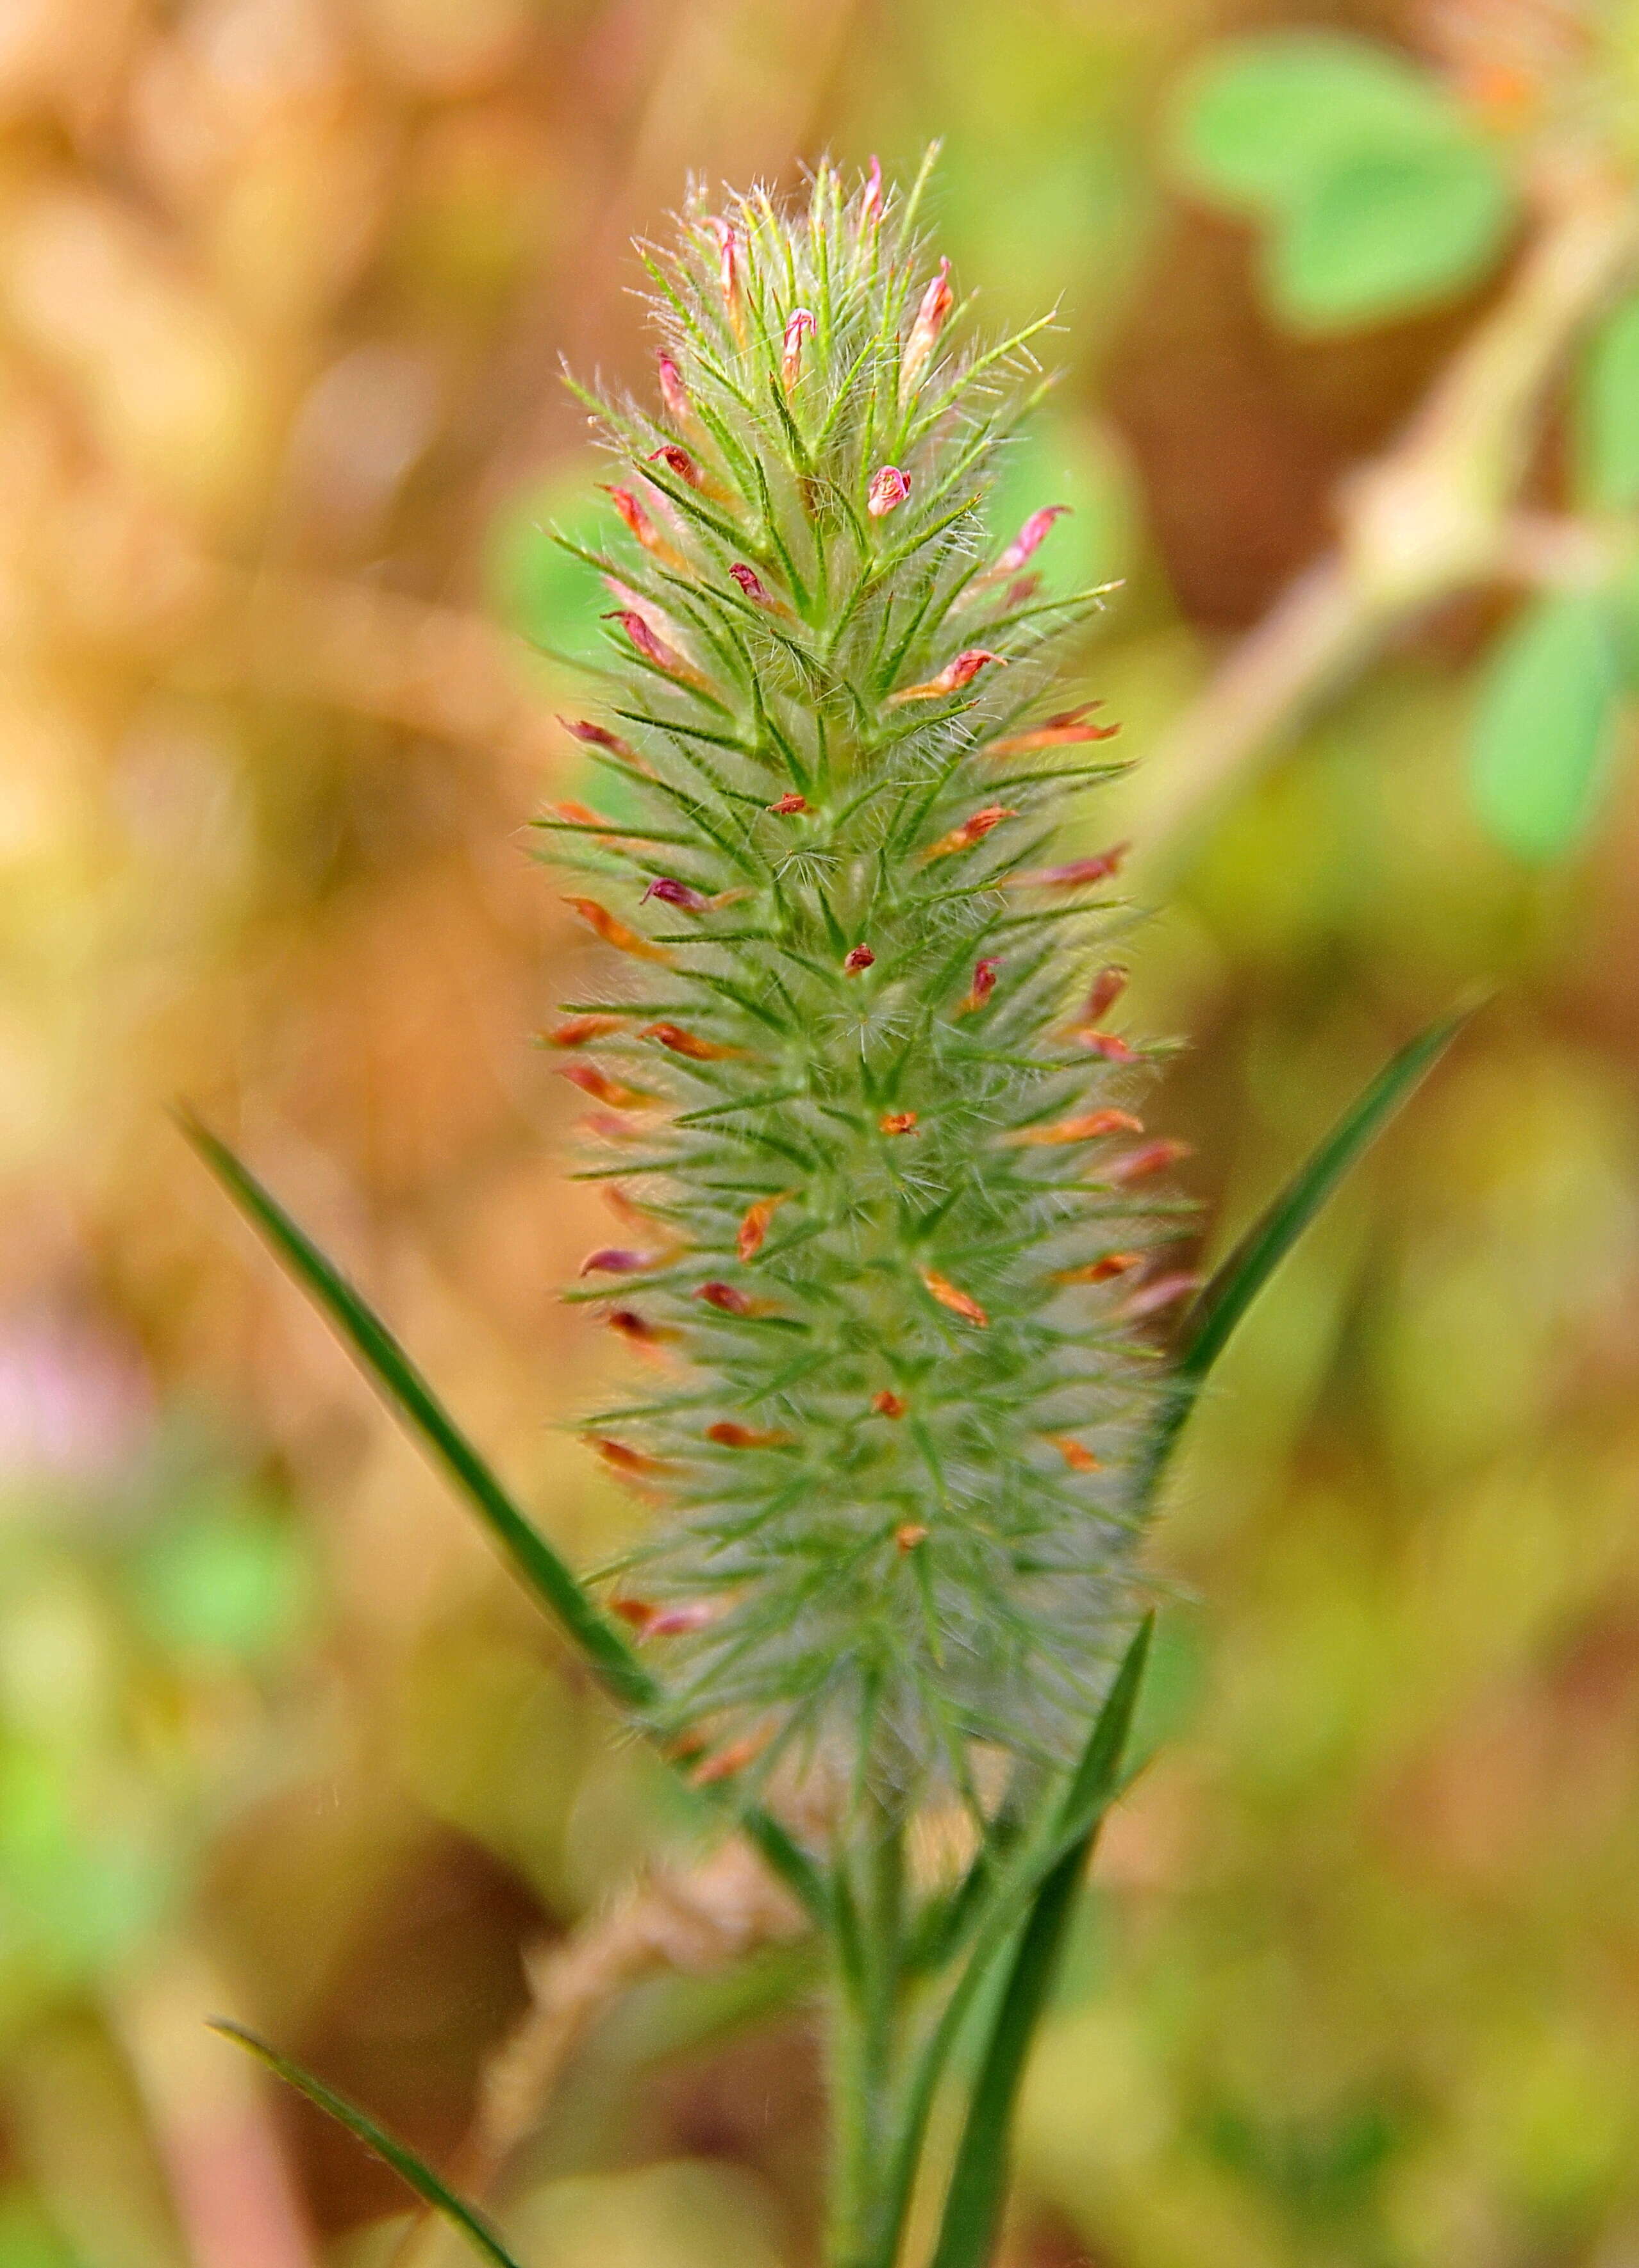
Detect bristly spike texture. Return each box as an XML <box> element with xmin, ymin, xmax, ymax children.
<box><xmin>545</xmin><ymin>159</ymin><xmax>1177</xmax><ymax>1818</ymax></box>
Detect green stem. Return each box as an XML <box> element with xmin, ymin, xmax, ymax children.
<box><xmin>828</xmin><ymin>1817</ymin><xmax>910</xmax><ymax>2268</ymax></box>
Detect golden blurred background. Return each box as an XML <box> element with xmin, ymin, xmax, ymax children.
<box><xmin>6</xmin><ymin>1</ymin><xmax>1639</xmax><ymax>2263</ymax></box>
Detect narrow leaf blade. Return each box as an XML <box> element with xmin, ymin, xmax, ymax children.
<box><xmin>1175</xmin><ymin>1006</ymin><xmax>1471</xmax><ymax>1390</ymax></box>
<box><xmin>1128</xmin><ymin>1009</ymin><xmax>1470</xmax><ymax>1540</ymax></box>
<box><xmin>184</xmin><ymin>1119</ymin><xmax>829</xmax><ymax>1924</ymax></box>
<box><xmin>211</xmin><ymin>2022</ymin><xmax>525</xmax><ymax>2268</ymax></box>
<box><xmin>928</xmin><ymin>1619</ymin><xmax>1153</xmax><ymax>2268</ymax></box>
<box><xmin>183</xmin><ymin>1117</ymin><xmax>657</xmax><ymax>1715</ymax></box>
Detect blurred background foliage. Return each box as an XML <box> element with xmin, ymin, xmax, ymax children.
<box><xmin>4</xmin><ymin>1</ymin><xmax>1639</xmax><ymax>2264</ymax></box>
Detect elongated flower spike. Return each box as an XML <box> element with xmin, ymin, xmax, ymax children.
<box><xmin>901</xmin><ymin>255</ymin><xmax>954</xmax><ymax>394</ymax></box>
<box><xmin>546</xmin><ymin>162</ymin><xmax>1179</xmax><ymax>1812</ymax></box>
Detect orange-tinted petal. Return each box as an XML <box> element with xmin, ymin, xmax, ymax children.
<box><xmin>1010</xmin><ymin>844</ymin><xmax>1129</xmax><ymax>890</ymax></box>
<box><xmin>587</xmin><ymin>1436</ymin><xmax>672</xmax><ymax>1478</ymax></box>
<box><xmin>560</xmin><ymin>1063</ymin><xmax>656</xmax><ymax>1110</ymax></box>
<box><xmin>1123</xmin><ymin>1271</ymin><xmax>1203</xmax><ymax>1319</ymax></box>
<box><xmin>921</xmin><ymin>1269</ymin><xmax>988</xmax><ymax>1326</ymax></box>
<box><xmin>920</xmin><ymin>804</ymin><xmax>1017</xmax><ymax>862</ymax></box>
<box><xmin>1105</xmin><ymin>1138</ymin><xmax>1193</xmax><ymax>1185</ymax></box>
<box><xmin>562</xmin><ymin>896</ymin><xmax>672</xmax><ymax>964</ymax></box>
<box><xmin>643</xmin><ymin>1021</ymin><xmax>744</xmax><ymax>1061</ymax></box>
<box><xmin>1054</xmin><ymin>1250</ymin><xmax>1144</xmax><ymax>1285</ymax></box>
<box><xmin>1009</xmin><ymin>1108</ymin><xmax>1142</xmax><ymax>1147</ymax></box>
<box><xmin>691</xmin><ymin>1730</ymin><xmax>769</xmax><ymax>1786</ymax></box>
<box><xmin>736</xmin><ymin>1192</ymin><xmax>788</xmax><ymax>1262</ymax></box>
<box><xmin>544</xmin><ymin>1013</ymin><xmax>622</xmax><ymax>1048</ymax></box>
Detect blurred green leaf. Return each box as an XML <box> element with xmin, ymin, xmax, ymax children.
<box><xmin>0</xmin><ymin>2192</ymin><xmax>79</xmax><ymax>2268</ymax></box>
<box><xmin>133</xmin><ymin>1494</ymin><xmax>313</xmax><ymax>1665</ymax></box>
<box><xmin>212</xmin><ymin>2024</ymin><xmax>526</xmax><ymax>2268</ymax></box>
<box><xmin>0</xmin><ymin>1751</ymin><xmax>172</xmax><ymax>1980</ymax></box>
<box><xmin>1470</xmin><ymin>590</ymin><xmax>1624</xmax><ymax>861</ymax></box>
<box><xmin>485</xmin><ymin>463</ymin><xmax>610</xmax><ymax>660</ymax></box>
<box><xmin>1268</xmin><ymin>144</ymin><xmax>1512</xmax><ymax>331</ymax></box>
<box><xmin>1172</xmin><ymin>33</ymin><xmax>1461</xmax><ymax>212</ymax></box>
<box><xmin>1574</xmin><ymin>292</ymin><xmax>1639</xmax><ymax>510</ymax></box>
<box><xmin>1172</xmin><ymin>33</ymin><xmax>1515</xmax><ymax>330</ymax></box>
<box><xmin>988</xmin><ymin>414</ymin><xmax>1138</xmax><ymax>596</ymax></box>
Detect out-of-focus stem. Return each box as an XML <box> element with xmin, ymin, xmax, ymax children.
<box><xmin>1132</xmin><ymin>167</ymin><xmax>1639</xmax><ymax>880</ymax></box>
<box><xmin>390</xmin><ymin>1840</ymin><xmax>806</xmax><ymax>2268</ymax></box>
<box><xmin>110</xmin><ymin>1950</ymin><xmax>320</xmax><ymax>2268</ymax></box>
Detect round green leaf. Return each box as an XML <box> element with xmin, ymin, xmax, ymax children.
<box><xmin>485</xmin><ymin>462</ymin><xmax>610</xmax><ymax>660</ymax></box>
<box><xmin>1267</xmin><ymin>143</ymin><xmax>1514</xmax><ymax>331</ymax></box>
<box><xmin>987</xmin><ymin>413</ymin><xmax>1139</xmax><ymax>596</ymax></box>
<box><xmin>1470</xmin><ymin>590</ymin><xmax>1625</xmax><ymax>862</ymax></box>
<box><xmin>133</xmin><ymin>1496</ymin><xmax>314</xmax><ymax>1665</ymax></box>
<box><xmin>1170</xmin><ymin>32</ymin><xmax>1469</xmax><ymax>215</ymax></box>
<box><xmin>1573</xmin><ymin>291</ymin><xmax>1639</xmax><ymax>511</ymax></box>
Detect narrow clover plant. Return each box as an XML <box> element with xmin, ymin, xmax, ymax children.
<box><xmin>549</xmin><ymin>158</ymin><xmax>1173</xmax><ymax>1819</ymax></box>
<box><xmin>192</xmin><ymin>157</ymin><xmax>1469</xmax><ymax>2268</ymax></box>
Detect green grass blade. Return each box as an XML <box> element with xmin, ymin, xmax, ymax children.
<box><xmin>183</xmin><ymin>1117</ymin><xmax>829</xmax><ymax>1924</ymax></box>
<box><xmin>926</xmin><ymin>1619</ymin><xmax>1152</xmax><ymax>2268</ymax></box>
<box><xmin>1135</xmin><ymin>1005</ymin><xmax>1473</xmax><ymax>1506</ymax></box>
<box><xmin>1176</xmin><ymin>1006</ymin><xmax>1472</xmax><ymax>1385</ymax></box>
<box><xmin>211</xmin><ymin>2023</ymin><xmax>524</xmax><ymax>2268</ymax></box>
<box><xmin>182</xmin><ymin>1115</ymin><xmax>656</xmax><ymax>1715</ymax></box>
